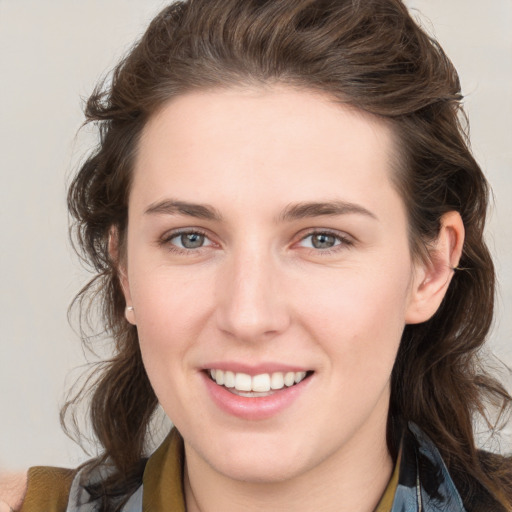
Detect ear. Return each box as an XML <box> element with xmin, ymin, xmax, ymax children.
<box><xmin>108</xmin><ymin>227</ymin><xmax>137</xmax><ymax>325</ymax></box>
<box><xmin>405</xmin><ymin>211</ymin><xmax>465</xmax><ymax>324</ymax></box>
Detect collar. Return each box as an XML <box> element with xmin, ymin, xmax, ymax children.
<box><xmin>142</xmin><ymin>428</ymin><xmax>185</xmax><ymax>511</ymax></box>
<box><xmin>391</xmin><ymin>422</ymin><xmax>466</xmax><ymax>512</ymax></box>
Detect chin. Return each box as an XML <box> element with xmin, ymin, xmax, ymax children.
<box><xmin>200</xmin><ymin>433</ymin><xmax>316</xmax><ymax>484</ymax></box>
<box><xmin>214</xmin><ymin>455</ymin><xmax>309</xmax><ymax>484</ymax></box>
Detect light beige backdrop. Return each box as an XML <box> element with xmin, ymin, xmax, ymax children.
<box><xmin>1</xmin><ymin>0</ymin><xmax>511</xmax><ymax>470</ymax></box>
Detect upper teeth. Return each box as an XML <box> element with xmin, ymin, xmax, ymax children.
<box><xmin>209</xmin><ymin>369</ymin><xmax>307</xmax><ymax>392</ymax></box>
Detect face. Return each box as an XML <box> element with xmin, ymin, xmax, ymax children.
<box><xmin>122</xmin><ymin>86</ymin><xmax>424</xmax><ymax>484</ymax></box>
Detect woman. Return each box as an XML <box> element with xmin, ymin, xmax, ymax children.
<box><xmin>2</xmin><ymin>0</ymin><xmax>511</xmax><ymax>510</ymax></box>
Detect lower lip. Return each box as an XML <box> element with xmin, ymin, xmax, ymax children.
<box><xmin>202</xmin><ymin>372</ymin><xmax>311</xmax><ymax>421</ymax></box>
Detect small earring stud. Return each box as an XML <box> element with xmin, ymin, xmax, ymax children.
<box><xmin>126</xmin><ymin>306</ymin><xmax>134</xmax><ymax>312</ymax></box>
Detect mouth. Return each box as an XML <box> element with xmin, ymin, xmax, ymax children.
<box><xmin>206</xmin><ymin>369</ymin><xmax>313</xmax><ymax>397</ymax></box>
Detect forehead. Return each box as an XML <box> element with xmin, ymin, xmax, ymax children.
<box><xmin>140</xmin><ymin>85</ymin><xmax>394</xmax><ymax>155</ymax></box>
<box><xmin>132</xmin><ymin>86</ymin><xmax>401</xmax><ymax>217</ymax></box>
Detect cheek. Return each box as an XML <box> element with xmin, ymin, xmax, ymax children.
<box><xmin>129</xmin><ymin>268</ymin><xmax>215</xmax><ymax>387</ymax></box>
<box><xmin>293</xmin><ymin>262</ymin><xmax>411</xmax><ymax>377</ymax></box>
<box><xmin>132</xmin><ymin>260</ymin><xmax>213</xmax><ymax>327</ymax></box>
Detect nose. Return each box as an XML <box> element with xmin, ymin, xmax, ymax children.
<box><xmin>215</xmin><ymin>246</ymin><xmax>291</xmax><ymax>343</ymax></box>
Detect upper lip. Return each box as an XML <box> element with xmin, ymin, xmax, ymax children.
<box><xmin>202</xmin><ymin>362</ymin><xmax>311</xmax><ymax>376</ymax></box>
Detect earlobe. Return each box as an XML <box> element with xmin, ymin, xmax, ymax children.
<box><xmin>405</xmin><ymin>211</ymin><xmax>465</xmax><ymax>324</ymax></box>
<box><xmin>108</xmin><ymin>227</ymin><xmax>137</xmax><ymax>325</ymax></box>
<box><xmin>125</xmin><ymin>305</ymin><xmax>136</xmax><ymax>325</ymax></box>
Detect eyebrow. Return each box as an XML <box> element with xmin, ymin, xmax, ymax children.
<box><xmin>144</xmin><ymin>199</ymin><xmax>223</xmax><ymax>221</ymax></box>
<box><xmin>278</xmin><ymin>201</ymin><xmax>377</xmax><ymax>222</ymax></box>
<box><xmin>144</xmin><ymin>199</ymin><xmax>377</xmax><ymax>223</ymax></box>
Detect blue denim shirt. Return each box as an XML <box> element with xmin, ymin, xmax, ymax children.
<box><xmin>392</xmin><ymin>423</ymin><xmax>467</xmax><ymax>511</ymax></box>
<box><xmin>392</xmin><ymin>422</ymin><xmax>508</xmax><ymax>512</ymax></box>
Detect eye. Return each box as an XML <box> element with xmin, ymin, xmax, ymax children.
<box><xmin>167</xmin><ymin>231</ymin><xmax>213</xmax><ymax>250</ymax></box>
<box><xmin>298</xmin><ymin>231</ymin><xmax>351</xmax><ymax>250</ymax></box>
<box><xmin>308</xmin><ymin>233</ymin><xmax>339</xmax><ymax>249</ymax></box>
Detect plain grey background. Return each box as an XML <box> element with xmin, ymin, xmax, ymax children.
<box><xmin>1</xmin><ymin>0</ymin><xmax>511</xmax><ymax>470</ymax></box>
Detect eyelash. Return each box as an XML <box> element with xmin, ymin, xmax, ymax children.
<box><xmin>159</xmin><ymin>228</ymin><xmax>354</xmax><ymax>255</ymax></box>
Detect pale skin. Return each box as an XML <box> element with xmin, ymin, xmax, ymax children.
<box><xmin>121</xmin><ymin>86</ymin><xmax>464</xmax><ymax>512</ymax></box>
<box><xmin>0</xmin><ymin>472</ymin><xmax>27</xmax><ymax>510</ymax></box>
<box><xmin>1</xmin><ymin>86</ymin><xmax>464</xmax><ymax>511</ymax></box>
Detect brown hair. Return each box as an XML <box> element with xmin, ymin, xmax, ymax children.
<box><xmin>64</xmin><ymin>0</ymin><xmax>512</xmax><ymax>509</ymax></box>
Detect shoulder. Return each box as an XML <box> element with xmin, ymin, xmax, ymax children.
<box><xmin>1</xmin><ymin>467</ymin><xmax>76</xmax><ymax>512</ymax></box>
<box><xmin>0</xmin><ymin>471</ymin><xmax>28</xmax><ymax>510</ymax></box>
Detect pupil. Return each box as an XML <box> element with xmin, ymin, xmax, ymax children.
<box><xmin>182</xmin><ymin>233</ymin><xmax>204</xmax><ymax>249</ymax></box>
<box><xmin>312</xmin><ymin>233</ymin><xmax>335</xmax><ymax>249</ymax></box>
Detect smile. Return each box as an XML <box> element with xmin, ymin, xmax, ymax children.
<box><xmin>203</xmin><ymin>367</ymin><xmax>314</xmax><ymax>420</ymax></box>
<box><xmin>208</xmin><ymin>369</ymin><xmax>310</xmax><ymax>396</ymax></box>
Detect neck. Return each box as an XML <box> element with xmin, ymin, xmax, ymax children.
<box><xmin>183</xmin><ymin>413</ymin><xmax>393</xmax><ymax>512</ymax></box>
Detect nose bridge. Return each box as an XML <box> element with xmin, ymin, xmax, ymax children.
<box><xmin>215</xmin><ymin>239</ymin><xmax>289</xmax><ymax>341</ymax></box>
